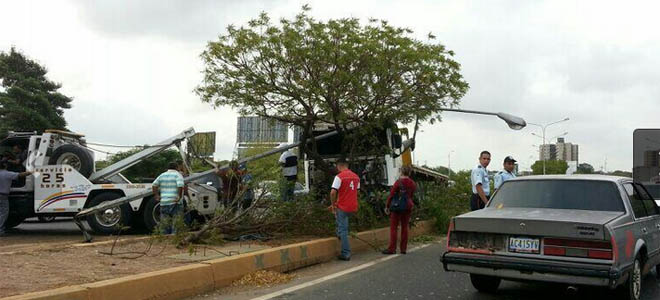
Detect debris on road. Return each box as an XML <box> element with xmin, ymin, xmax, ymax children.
<box><xmin>232</xmin><ymin>270</ymin><xmax>296</xmax><ymax>288</ymax></box>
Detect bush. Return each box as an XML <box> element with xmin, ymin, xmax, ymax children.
<box><xmin>414</xmin><ymin>171</ymin><xmax>471</xmax><ymax>232</ymax></box>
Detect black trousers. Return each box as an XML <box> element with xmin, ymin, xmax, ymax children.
<box><xmin>470</xmin><ymin>193</ymin><xmax>486</xmax><ymax>211</ymax></box>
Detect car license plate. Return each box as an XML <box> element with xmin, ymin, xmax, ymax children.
<box><xmin>509</xmin><ymin>237</ymin><xmax>540</xmax><ymax>253</ymax></box>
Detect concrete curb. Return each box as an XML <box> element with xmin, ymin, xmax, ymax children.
<box><xmin>2</xmin><ymin>220</ymin><xmax>434</xmax><ymax>300</ymax></box>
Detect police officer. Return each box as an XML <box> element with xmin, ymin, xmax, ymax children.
<box><xmin>470</xmin><ymin>151</ymin><xmax>491</xmax><ymax>211</ymax></box>
<box><xmin>494</xmin><ymin>156</ymin><xmax>517</xmax><ymax>191</ymax></box>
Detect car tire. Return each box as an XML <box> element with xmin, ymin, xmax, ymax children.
<box><xmin>142</xmin><ymin>196</ymin><xmax>160</xmax><ymax>233</ymax></box>
<box><xmin>48</xmin><ymin>144</ymin><xmax>94</xmax><ymax>178</ymax></box>
<box><xmin>469</xmin><ymin>274</ymin><xmax>501</xmax><ymax>293</ymax></box>
<box><xmin>86</xmin><ymin>192</ymin><xmax>133</xmax><ymax>235</ymax></box>
<box><xmin>618</xmin><ymin>255</ymin><xmax>642</xmax><ymax>300</ymax></box>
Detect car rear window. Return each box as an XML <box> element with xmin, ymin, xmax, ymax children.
<box><xmin>489</xmin><ymin>180</ymin><xmax>624</xmax><ymax>212</ymax></box>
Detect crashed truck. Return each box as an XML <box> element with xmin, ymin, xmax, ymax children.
<box><xmin>302</xmin><ymin>122</ymin><xmax>446</xmax><ymax>203</ymax></box>
<box><xmin>1</xmin><ymin>128</ymin><xmax>220</xmax><ymax>234</ymax></box>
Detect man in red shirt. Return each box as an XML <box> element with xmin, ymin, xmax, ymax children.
<box><xmin>329</xmin><ymin>158</ymin><xmax>360</xmax><ymax>261</ymax></box>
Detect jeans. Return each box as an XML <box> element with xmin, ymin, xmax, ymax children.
<box><xmin>335</xmin><ymin>208</ymin><xmax>351</xmax><ymax>258</ymax></box>
<box><xmin>160</xmin><ymin>202</ymin><xmax>183</xmax><ymax>235</ymax></box>
<box><xmin>388</xmin><ymin>210</ymin><xmax>412</xmax><ymax>253</ymax></box>
<box><xmin>0</xmin><ymin>196</ymin><xmax>8</xmax><ymax>235</ymax></box>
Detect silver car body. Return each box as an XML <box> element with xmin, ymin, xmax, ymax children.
<box><xmin>442</xmin><ymin>175</ymin><xmax>660</xmax><ymax>289</ymax></box>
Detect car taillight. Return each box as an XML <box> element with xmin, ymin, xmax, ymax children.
<box><xmin>543</xmin><ymin>238</ymin><xmax>613</xmax><ymax>260</ymax></box>
<box><xmin>446</xmin><ymin>218</ymin><xmax>455</xmax><ymax>249</ymax></box>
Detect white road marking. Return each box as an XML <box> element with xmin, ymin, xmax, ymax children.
<box><xmin>250</xmin><ymin>243</ymin><xmax>432</xmax><ymax>300</ymax></box>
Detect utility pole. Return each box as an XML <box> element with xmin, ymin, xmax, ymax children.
<box><xmin>529</xmin><ymin>118</ymin><xmax>570</xmax><ymax>174</ymax></box>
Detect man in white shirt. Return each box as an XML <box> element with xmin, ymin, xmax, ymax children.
<box><xmin>278</xmin><ymin>147</ymin><xmax>298</xmax><ymax>201</ymax></box>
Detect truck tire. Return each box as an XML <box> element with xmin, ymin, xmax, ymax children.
<box><xmin>142</xmin><ymin>196</ymin><xmax>161</xmax><ymax>233</ymax></box>
<box><xmin>86</xmin><ymin>192</ymin><xmax>133</xmax><ymax>235</ymax></box>
<box><xmin>49</xmin><ymin>145</ymin><xmax>94</xmax><ymax>178</ymax></box>
<box><xmin>470</xmin><ymin>274</ymin><xmax>501</xmax><ymax>293</ymax></box>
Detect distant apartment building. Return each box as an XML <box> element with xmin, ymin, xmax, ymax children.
<box><xmin>539</xmin><ymin>138</ymin><xmax>579</xmax><ymax>163</ymax></box>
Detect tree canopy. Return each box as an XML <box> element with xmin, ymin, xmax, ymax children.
<box><xmin>0</xmin><ymin>47</ymin><xmax>72</xmax><ymax>137</ymax></box>
<box><xmin>196</xmin><ymin>6</ymin><xmax>468</xmax><ymax>163</ymax></box>
<box><xmin>531</xmin><ymin>160</ymin><xmax>569</xmax><ymax>175</ymax></box>
<box><xmin>575</xmin><ymin>163</ymin><xmax>595</xmax><ymax>174</ymax></box>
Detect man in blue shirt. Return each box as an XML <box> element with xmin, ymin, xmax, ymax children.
<box><xmin>494</xmin><ymin>156</ymin><xmax>517</xmax><ymax>191</ymax></box>
<box><xmin>470</xmin><ymin>151</ymin><xmax>491</xmax><ymax>211</ymax></box>
<box><xmin>152</xmin><ymin>162</ymin><xmax>185</xmax><ymax>234</ymax></box>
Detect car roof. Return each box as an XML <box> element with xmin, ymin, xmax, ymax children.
<box><xmin>510</xmin><ymin>174</ymin><xmax>631</xmax><ymax>183</ymax></box>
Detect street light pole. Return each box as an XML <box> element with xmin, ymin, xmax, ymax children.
<box><xmin>447</xmin><ymin>150</ymin><xmax>455</xmax><ymax>178</ymax></box>
<box><xmin>529</xmin><ymin>118</ymin><xmax>570</xmax><ymax>175</ymax></box>
<box><xmin>439</xmin><ymin>108</ymin><xmax>527</xmax><ymax>130</ymax></box>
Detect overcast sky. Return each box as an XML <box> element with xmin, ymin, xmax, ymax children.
<box><xmin>1</xmin><ymin>0</ymin><xmax>659</xmax><ymax>172</ymax></box>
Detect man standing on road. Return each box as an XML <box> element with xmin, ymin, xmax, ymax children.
<box><xmin>329</xmin><ymin>158</ymin><xmax>360</xmax><ymax>261</ymax></box>
<box><xmin>152</xmin><ymin>162</ymin><xmax>185</xmax><ymax>235</ymax></box>
<box><xmin>278</xmin><ymin>146</ymin><xmax>298</xmax><ymax>202</ymax></box>
<box><xmin>470</xmin><ymin>151</ymin><xmax>491</xmax><ymax>211</ymax></box>
<box><xmin>494</xmin><ymin>156</ymin><xmax>517</xmax><ymax>192</ymax></box>
<box><xmin>0</xmin><ymin>160</ymin><xmax>32</xmax><ymax>236</ymax></box>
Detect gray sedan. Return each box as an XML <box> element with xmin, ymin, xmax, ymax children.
<box><xmin>441</xmin><ymin>175</ymin><xmax>660</xmax><ymax>300</ymax></box>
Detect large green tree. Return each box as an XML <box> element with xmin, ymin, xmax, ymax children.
<box><xmin>196</xmin><ymin>6</ymin><xmax>468</xmax><ymax>167</ymax></box>
<box><xmin>0</xmin><ymin>47</ymin><xmax>72</xmax><ymax>136</ymax></box>
<box><xmin>531</xmin><ymin>160</ymin><xmax>569</xmax><ymax>175</ymax></box>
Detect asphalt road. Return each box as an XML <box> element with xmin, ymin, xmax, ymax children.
<box><xmin>191</xmin><ymin>240</ymin><xmax>660</xmax><ymax>300</ymax></box>
<box><xmin>1</xmin><ymin>218</ymin><xmax>141</xmax><ymax>252</ymax></box>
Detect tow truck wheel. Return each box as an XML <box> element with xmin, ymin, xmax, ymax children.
<box><xmin>469</xmin><ymin>274</ymin><xmax>501</xmax><ymax>293</ymax></box>
<box><xmin>86</xmin><ymin>192</ymin><xmax>133</xmax><ymax>235</ymax></box>
<box><xmin>142</xmin><ymin>196</ymin><xmax>160</xmax><ymax>233</ymax></box>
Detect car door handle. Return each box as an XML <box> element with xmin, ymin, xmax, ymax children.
<box><xmin>656</xmin><ymin>223</ymin><xmax>660</xmax><ymax>229</ymax></box>
<box><xmin>642</xmin><ymin>228</ymin><xmax>648</xmax><ymax>234</ymax></box>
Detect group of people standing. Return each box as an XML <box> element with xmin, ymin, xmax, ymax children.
<box><xmin>470</xmin><ymin>151</ymin><xmax>517</xmax><ymax>211</ymax></box>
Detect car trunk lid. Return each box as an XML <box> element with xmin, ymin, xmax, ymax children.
<box><xmin>454</xmin><ymin>208</ymin><xmax>622</xmax><ymax>240</ymax></box>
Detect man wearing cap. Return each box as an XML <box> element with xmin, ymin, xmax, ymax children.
<box><xmin>470</xmin><ymin>151</ymin><xmax>491</xmax><ymax>211</ymax></box>
<box><xmin>494</xmin><ymin>156</ymin><xmax>517</xmax><ymax>191</ymax></box>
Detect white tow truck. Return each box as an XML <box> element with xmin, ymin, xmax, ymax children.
<box><xmin>2</xmin><ymin>128</ymin><xmax>220</xmax><ymax>234</ymax></box>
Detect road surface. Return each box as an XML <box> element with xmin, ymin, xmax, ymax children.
<box><xmin>188</xmin><ymin>239</ymin><xmax>660</xmax><ymax>300</ymax></box>
<box><xmin>1</xmin><ymin>218</ymin><xmax>141</xmax><ymax>253</ymax></box>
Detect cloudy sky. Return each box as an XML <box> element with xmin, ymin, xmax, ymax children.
<box><xmin>1</xmin><ymin>0</ymin><xmax>659</xmax><ymax>172</ymax></box>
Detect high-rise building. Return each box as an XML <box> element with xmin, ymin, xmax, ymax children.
<box><xmin>539</xmin><ymin>138</ymin><xmax>579</xmax><ymax>163</ymax></box>
<box><xmin>539</xmin><ymin>144</ymin><xmax>556</xmax><ymax>161</ymax></box>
